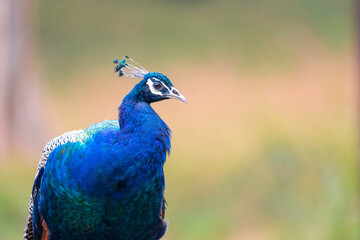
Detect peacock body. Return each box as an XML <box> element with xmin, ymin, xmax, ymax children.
<box><xmin>23</xmin><ymin>57</ymin><xmax>187</xmax><ymax>240</ymax></box>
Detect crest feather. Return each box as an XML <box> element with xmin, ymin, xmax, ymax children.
<box><xmin>113</xmin><ymin>56</ymin><xmax>149</xmax><ymax>78</ymax></box>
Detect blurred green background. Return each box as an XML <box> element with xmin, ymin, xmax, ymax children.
<box><xmin>0</xmin><ymin>0</ymin><xmax>359</xmax><ymax>239</ymax></box>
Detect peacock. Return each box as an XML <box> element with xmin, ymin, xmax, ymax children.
<box><xmin>23</xmin><ymin>56</ymin><xmax>187</xmax><ymax>240</ymax></box>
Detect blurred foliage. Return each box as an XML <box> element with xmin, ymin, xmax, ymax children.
<box><xmin>36</xmin><ymin>0</ymin><xmax>354</xmax><ymax>83</ymax></box>
<box><xmin>1</xmin><ymin>0</ymin><xmax>359</xmax><ymax>240</ymax></box>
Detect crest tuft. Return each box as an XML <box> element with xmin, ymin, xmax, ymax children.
<box><xmin>113</xmin><ymin>56</ymin><xmax>149</xmax><ymax>78</ymax></box>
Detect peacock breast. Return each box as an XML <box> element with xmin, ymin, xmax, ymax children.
<box><xmin>104</xmin><ymin>171</ymin><xmax>165</xmax><ymax>240</ymax></box>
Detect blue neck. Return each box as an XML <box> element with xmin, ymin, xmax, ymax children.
<box><xmin>118</xmin><ymin>93</ymin><xmax>172</xmax><ymax>165</ymax></box>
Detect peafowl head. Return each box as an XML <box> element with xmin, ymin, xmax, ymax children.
<box><xmin>114</xmin><ymin>56</ymin><xmax>187</xmax><ymax>104</ymax></box>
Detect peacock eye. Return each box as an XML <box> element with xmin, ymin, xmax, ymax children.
<box><xmin>153</xmin><ymin>82</ymin><xmax>162</xmax><ymax>90</ymax></box>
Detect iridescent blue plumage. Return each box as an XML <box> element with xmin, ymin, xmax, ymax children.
<box><xmin>24</xmin><ymin>57</ymin><xmax>187</xmax><ymax>240</ymax></box>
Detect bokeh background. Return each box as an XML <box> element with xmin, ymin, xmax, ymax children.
<box><xmin>0</xmin><ymin>0</ymin><xmax>359</xmax><ymax>239</ymax></box>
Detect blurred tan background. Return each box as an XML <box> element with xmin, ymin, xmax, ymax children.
<box><xmin>0</xmin><ymin>0</ymin><xmax>359</xmax><ymax>239</ymax></box>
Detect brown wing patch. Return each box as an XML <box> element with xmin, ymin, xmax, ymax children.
<box><xmin>41</xmin><ymin>220</ymin><xmax>49</xmax><ymax>240</ymax></box>
<box><xmin>160</xmin><ymin>198</ymin><xmax>166</xmax><ymax>219</ymax></box>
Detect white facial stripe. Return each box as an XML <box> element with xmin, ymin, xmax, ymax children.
<box><xmin>156</xmin><ymin>78</ymin><xmax>172</xmax><ymax>93</ymax></box>
<box><xmin>146</xmin><ymin>78</ymin><xmax>172</xmax><ymax>96</ymax></box>
<box><xmin>147</xmin><ymin>79</ymin><xmax>162</xmax><ymax>95</ymax></box>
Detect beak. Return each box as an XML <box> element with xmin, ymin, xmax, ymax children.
<box><xmin>167</xmin><ymin>87</ymin><xmax>187</xmax><ymax>104</ymax></box>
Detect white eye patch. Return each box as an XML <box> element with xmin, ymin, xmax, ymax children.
<box><xmin>146</xmin><ymin>78</ymin><xmax>171</xmax><ymax>96</ymax></box>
